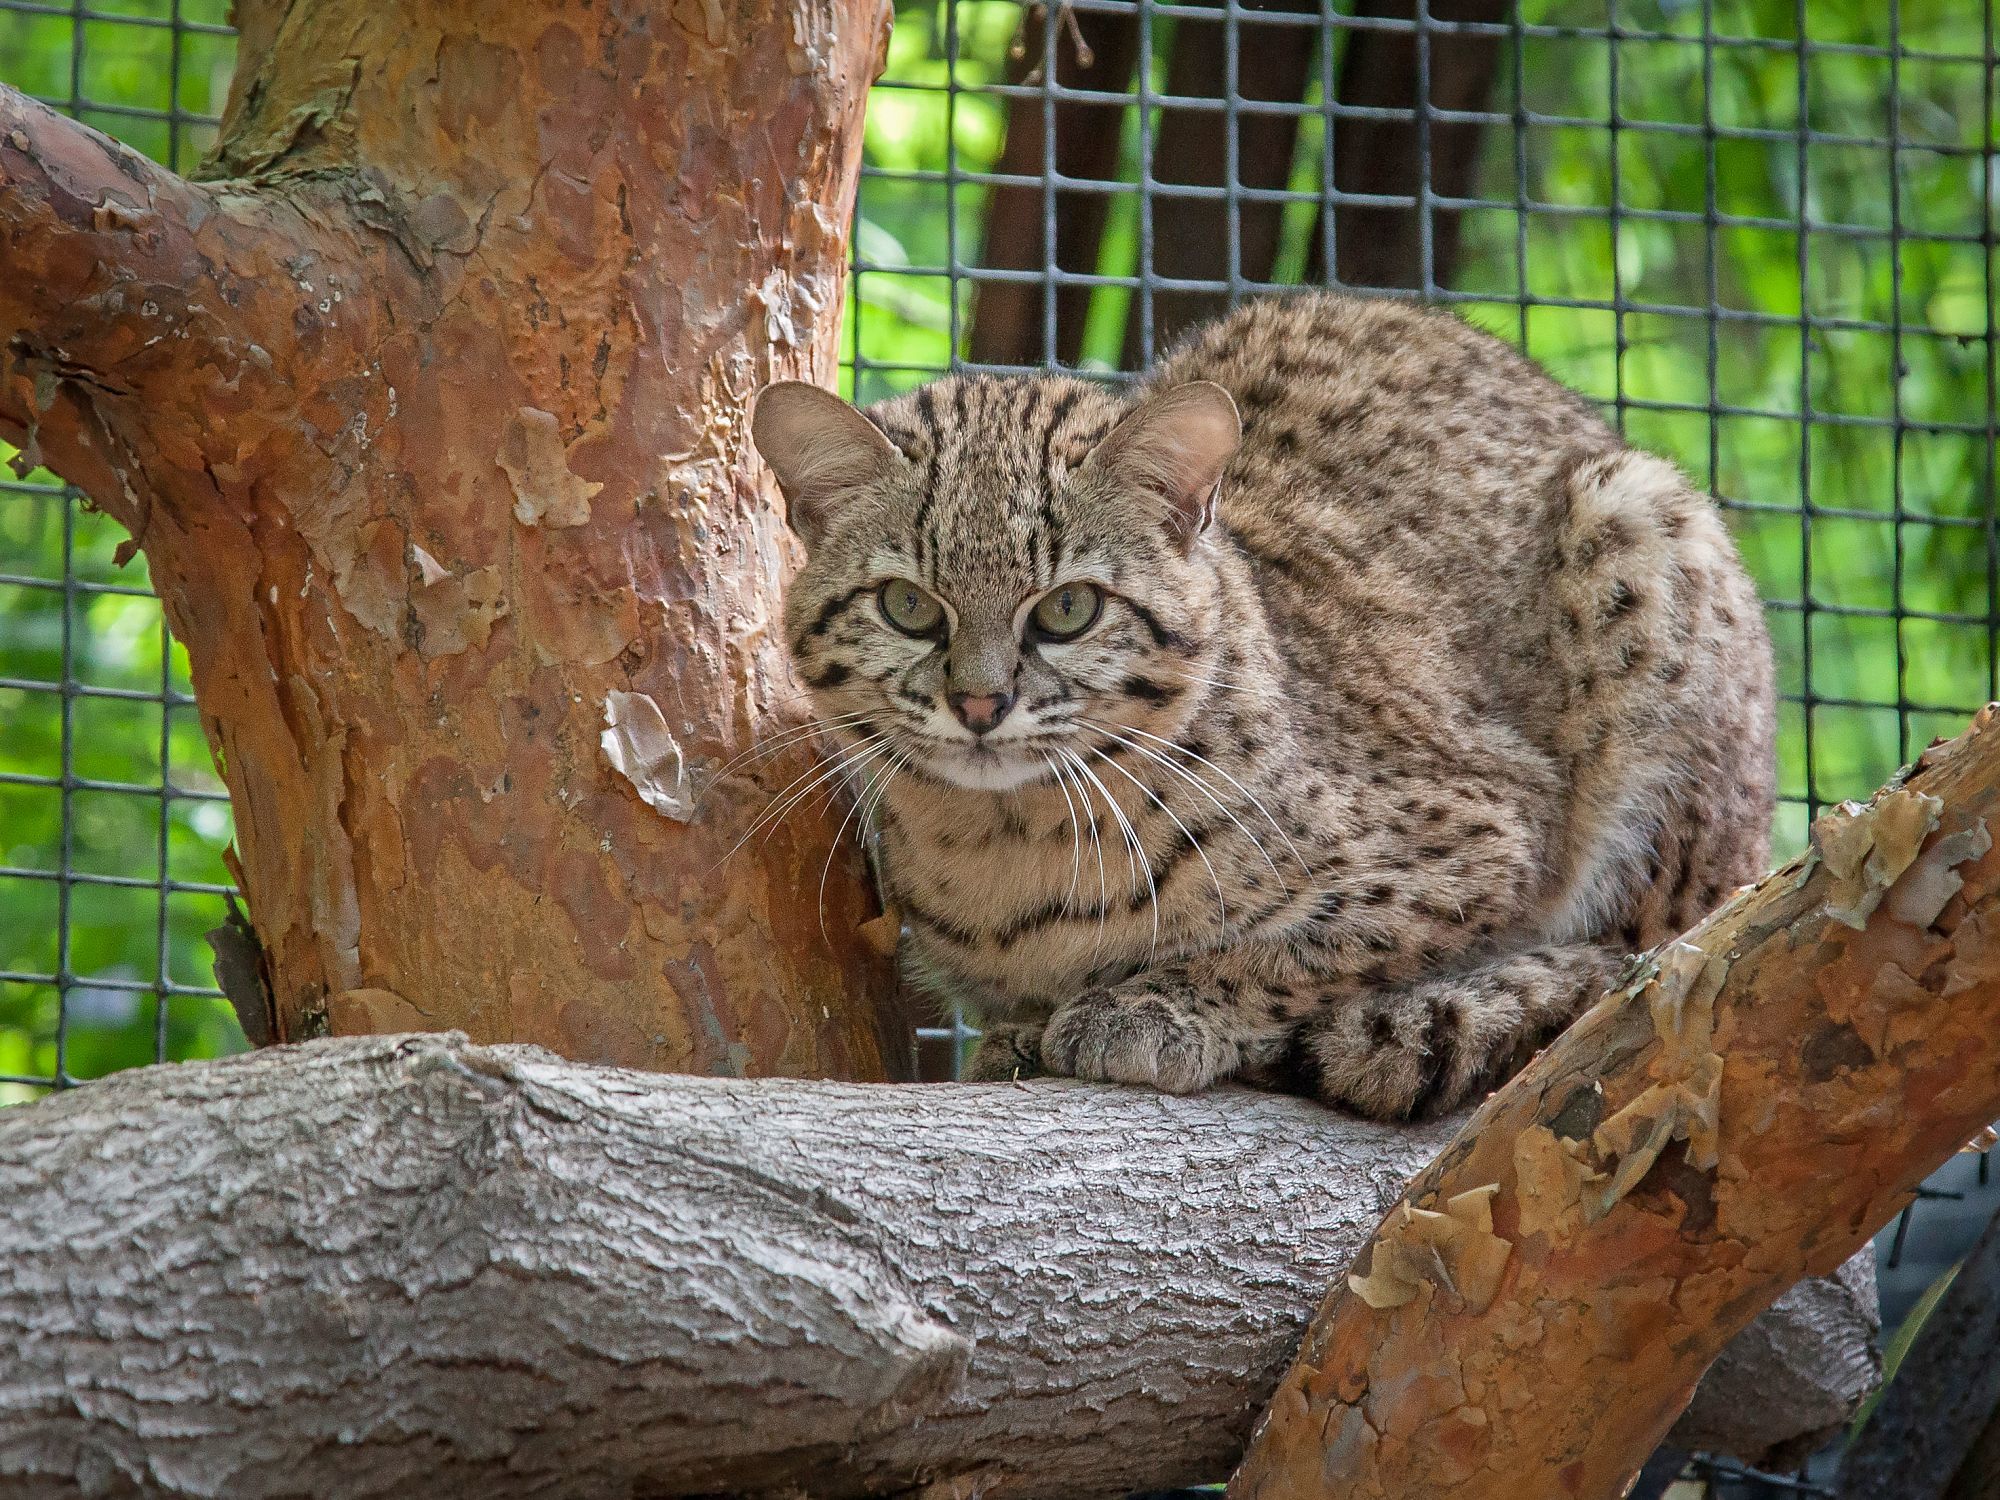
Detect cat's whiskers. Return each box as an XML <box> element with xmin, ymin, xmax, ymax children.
<box><xmin>784</xmin><ymin>737</ymin><xmax>902</xmax><ymax>842</ymax></box>
<box><xmin>707</xmin><ymin>730</ymin><xmax>892</xmax><ymax>873</ymax></box>
<box><xmin>697</xmin><ymin>710</ymin><xmax>878</xmax><ymax>799</ymax></box>
<box><xmin>1082</xmin><ymin>718</ymin><xmax>1286</xmax><ymax>894</ymax></box>
<box><xmin>818</xmin><ymin>747</ymin><xmax>909</xmax><ymax>943</ymax></box>
<box><xmin>1062</xmin><ymin>746</ymin><xmax>1159</xmax><ymax>963</ymax></box>
<box><xmin>1041</xmin><ymin>751</ymin><xmax>1086</xmax><ymax>918</ymax></box>
<box><xmin>862</xmin><ymin>747</ymin><xmax>905</xmax><ymax>836</ymax></box>
<box><xmin>1088</xmin><ymin>745</ymin><xmax>1227</xmax><ymax>930</ymax></box>
<box><xmin>1107</xmin><ymin>721</ymin><xmax>1312</xmax><ymax>879</ymax></box>
<box><xmin>1052</xmin><ymin>751</ymin><xmax>1111</xmax><ymax>961</ymax></box>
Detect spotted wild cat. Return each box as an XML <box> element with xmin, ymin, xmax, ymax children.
<box><xmin>750</xmin><ymin>291</ymin><xmax>1775</xmax><ymax>1120</ymax></box>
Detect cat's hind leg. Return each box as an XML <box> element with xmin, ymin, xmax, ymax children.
<box><xmin>1282</xmin><ymin>943</ymin><xmax>1624</xmax><ymax>1121</ymax></box>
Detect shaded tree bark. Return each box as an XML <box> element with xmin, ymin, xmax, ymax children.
<box><xmin>0</xmin><ymin>0</ymin><xmax>908</xmax><ymax>1078</ymax></box>
<box><xmin>968</xmin><ymin>0</ymin><xmax>1511</xmax><ymax>368</ymax></box>
<box><xmin>965</xmin><ymin>5</ymin><xmax>1139</xmax><ymax>370</ymax></box>
<box><xmin>1115</xmin><ymin>0</ymin><xmax>1319</xmax><ymax>369</ymax></box>
<box><xmin>1231</xmin><ymin>705</ymin><xmax>2000</xmax><ymax>1499</ymax></box>
<box><xmin>1837</xmin><ymin>1202</ymin><xmax>2000</xmax><ymax>1499</ymax></box>
<box><xmin>0</xmin><ymin>1032</ymin><xmax>1876</xmax><ymax>1499</ymax></box>
<box><xmin>1308</xmin><ymin>0</ymin><xmax>1511</xmax><ymax>292</ymax></box>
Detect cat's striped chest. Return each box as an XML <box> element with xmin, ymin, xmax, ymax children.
<box><xmin>876</xmin><ymin>765</ymin><xmax>1272</xmax><ymax>1012</ymax></box>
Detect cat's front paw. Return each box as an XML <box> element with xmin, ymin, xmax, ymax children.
<box><xmin>963</xmin><ymin>1020</ymin><xmax>1047</xmax><ymax>1082</ymax></box>
<box><xmin>1041</xmin><ymin>988</ymin><xmax>1234</xmax><ymax>1094</ymax></box>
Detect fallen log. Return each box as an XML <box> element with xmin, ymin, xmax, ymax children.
<box><xmin>0</xmin><ymin>1032</ymin><xmax>1873</xmax><ymax>1498</ymax></box>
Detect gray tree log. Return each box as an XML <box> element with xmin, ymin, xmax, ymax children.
<box><xmin>0</xmin><ymin>1032</ymin><xmax>1878</xmax><ymax>1499</ymax></box>
<box><xmin>1837</xmin><ymin>1201</ymin><xmax>2000</xmax><ymax>1499</ymax></box>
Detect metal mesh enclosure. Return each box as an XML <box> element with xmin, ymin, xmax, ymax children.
<box><xmin>0</xmin><ymin>9</ymin><xmax>1996</xmax><ymax>1484</ymax></box>
<box><xmin>0</xmin><ymin>0</ymin><xmax>237</xmax><ymax>1102</ymax></box>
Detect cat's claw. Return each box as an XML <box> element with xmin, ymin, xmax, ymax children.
<box><xmin>1041</xmin><ymin>989</ymin><xmax>1232</xmax><ymax>1094</ymax></box>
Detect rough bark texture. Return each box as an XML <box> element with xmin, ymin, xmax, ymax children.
<box><xmin>0</xmin><ymin>1033</ymin><xmax>1874</xmax><ymax>1500</ymax></box>
<box><xmin>1837</xmin><ymin>1202</ymin><xmax>2000</xmax><ymax>1499</ymax></box>
<box><xmin>1231</xmin><ymin>706</ymin><xmax>2000</xmax><ymax>1500</ymax></box>
<box><xmin>0</xmin><ymin>0</ymin><xmax>907</xmax><ymax>1078</ymax></box>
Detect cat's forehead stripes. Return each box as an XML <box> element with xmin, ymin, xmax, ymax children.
<box><xmin>867</xmin><ymin>373</ymin><xmax>1127</xmax><ymax>589</ymax></box>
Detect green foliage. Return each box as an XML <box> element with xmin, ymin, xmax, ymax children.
<box><xmin>2</xmin><ymin>0</ymin><xmax>1990</xmax><ymax>1096</ymax></box>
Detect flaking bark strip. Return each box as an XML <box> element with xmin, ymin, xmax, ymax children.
<box><xmin>1347</xmin><ymin>1184</ymin><xmax>1512</xmax><ymax>1314</ymax></box>
<box><xmin>498</xmin><ymin>405</ymin><xmax>600</xmax><ymax>527</ymax></box>
<box><xmin>600</xmin><ymin>691</ymin><xmax>695</xmax><ymax>823</ymax></box>
<box><xmin>1811</xmin><ymin>788</ymin><xmax>1945</xmax><ymax>929</ymax></box>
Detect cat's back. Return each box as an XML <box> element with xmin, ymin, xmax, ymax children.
<box><xmin>1149</xmin><ymin>293</ymin><xmax>1616</xmax><ymax>573</ymax></box>
<box><xmin>1147</xmin><ymin>293</ymin><xmax>1734</xmax><ymax>711</ymax></box>
<box><xmin>1151</xmin><ymin>293</ymin><xmax>1774</xmax><ymax>901</ymax></box>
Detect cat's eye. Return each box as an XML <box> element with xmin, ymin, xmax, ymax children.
<box><xmin>878</xmin><ymin>578</ymin><xmax>945</xmax><ymax>638</ymax></box>
<box><xmin>1030</xmin><ymin>582</ymin><xmax>1103</xmax><ymax>642</ymax></box>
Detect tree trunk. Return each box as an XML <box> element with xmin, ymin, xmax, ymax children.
<box><xmin>0</xmin><ymin>0</ymin><xmax>908</xmax><ymax>1079</ymax></box>
<box><xmin>0</xmin><ymin>1031</ymin><xmax>1876</xmax><ymax>1500</ymax></box>
<box><xmin>967</xmin><ymin>0</ymin><xmax>1510</xmax><ymax>369</ymax></box>
<box><xmin>965</xmin><ymin>5</ymin><xmax>1138</xmax><ymax>371</ymax></box>
<box><xmin>1308</xmin><ymin>0</ymin><xmax>1510</xmax><ymax>293</ymax></box>
<box><xmin>1837</xmin><ymin>1202</ymin><xmax>2000</xmax><ymax>1499</ymax></box>
<box><xmin>1113</xmin><ymin>0</ymin><xmax>1319</xmax><ymax>369</ymax></box>
<box><xmin>1231</xmin><ymin>705</ymin><xmax>2000</xmax><ymax>1500</ymax></box>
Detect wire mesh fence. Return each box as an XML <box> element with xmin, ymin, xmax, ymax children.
<box><xmin>0</xmin><ymin>1</ymin><xmax>1996</xmax><ymax>1484</ymax></box>
<box><xmin>0</xmin><ymin>0</ymin><xmax>237</xmax><ymax>1102</ymax></box>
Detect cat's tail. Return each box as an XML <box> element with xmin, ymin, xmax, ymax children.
<box><xmin>1275</xmin><ymin>943</ymin><xmax>1625</xmax><ymax>1121</ymax></box>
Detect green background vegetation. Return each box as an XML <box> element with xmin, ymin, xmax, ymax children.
<box><xmin>1</xmin><ymin>0</ymin><xmax>1992</xmax><ymax>1098</ymax></box>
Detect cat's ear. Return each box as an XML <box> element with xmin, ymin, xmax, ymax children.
<box><xmin>751</xmin><ymin>382</ymin><xmax>902</xmax><ymax>546</ymax></box>
<box><xmin>1081</xmin><ymin>380</ymin><xmax>1241</xmax><ymax>551</ymax></box>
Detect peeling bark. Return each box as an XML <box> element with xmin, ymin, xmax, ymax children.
<box><xmin>0</xmin><ymin>1034</ymin><xmax>1873</xmax><ymax>1499</ymax></box>
<box><xmin>0</xmin><ymin>0</ymin><xmax>909</xmax><ymax>1079</ymax></box>
<box><xmin>1232</xmin><ymin>707</ymin><xmax>2000</xmax><ymax>1500</ymax></box>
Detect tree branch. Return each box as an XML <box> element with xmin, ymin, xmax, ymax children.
<box><xmin>0</xmin><ymin>83</ymin><xmax>315</xmax><ymax>526</ymax></box>
<box><xmin>0</xmin><ymin>1033</ymin><xmax>1872</xmax><ymax>1499</ymax></box>
<box><xmin>1232</xmin><ymin>705</ymin><xmax>2000</xmax><ymax>1499</ymax></box>
<box><xmin>2</xmin><ymin>90</ymin><xmax>210</xmax><ymax>432</ymax></box>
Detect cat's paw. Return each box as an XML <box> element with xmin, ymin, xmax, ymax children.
<box><xmin>963</xmin><ymin>1021</ymin><xmax>1047</xmax><ymax>1082</ymax></box>
<box><xmin>1041</xmin><ymin>988</ymin><xmax>1234</xmax><ymax>1094</ymax></box>
<box><xmin>1294</xmin><ymin>1001</ymin><xmax>1451</xmax><ymax>1121</ymax></box>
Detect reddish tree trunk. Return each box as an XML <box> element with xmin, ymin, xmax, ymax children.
<box><xmin>0</xmin><ymin>0</ymin><xmax>909</xmax><ymax>1080</ymax></box>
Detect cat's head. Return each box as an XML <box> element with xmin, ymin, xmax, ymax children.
<box><xmin>752</xmin><ymin>373</ymin><xmax>1240</xmax><ymax>792</ymax></box>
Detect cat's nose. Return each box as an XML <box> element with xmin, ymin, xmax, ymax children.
<box><xmin>948</xmin><ymin>690</ymin><xmax>1015</xmax><ymax>735</ymax></box>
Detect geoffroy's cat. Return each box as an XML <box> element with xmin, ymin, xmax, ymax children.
<box><xmin>751</xmin><ymin>291</ymin><xmax>1775</xmax><ymax>1119</ymax></box>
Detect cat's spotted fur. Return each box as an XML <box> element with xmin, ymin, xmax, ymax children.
<box><xmin>753</xmin><ymin>292</ymin><xmax>1775</xmax><ymax>1119</ymax></box>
